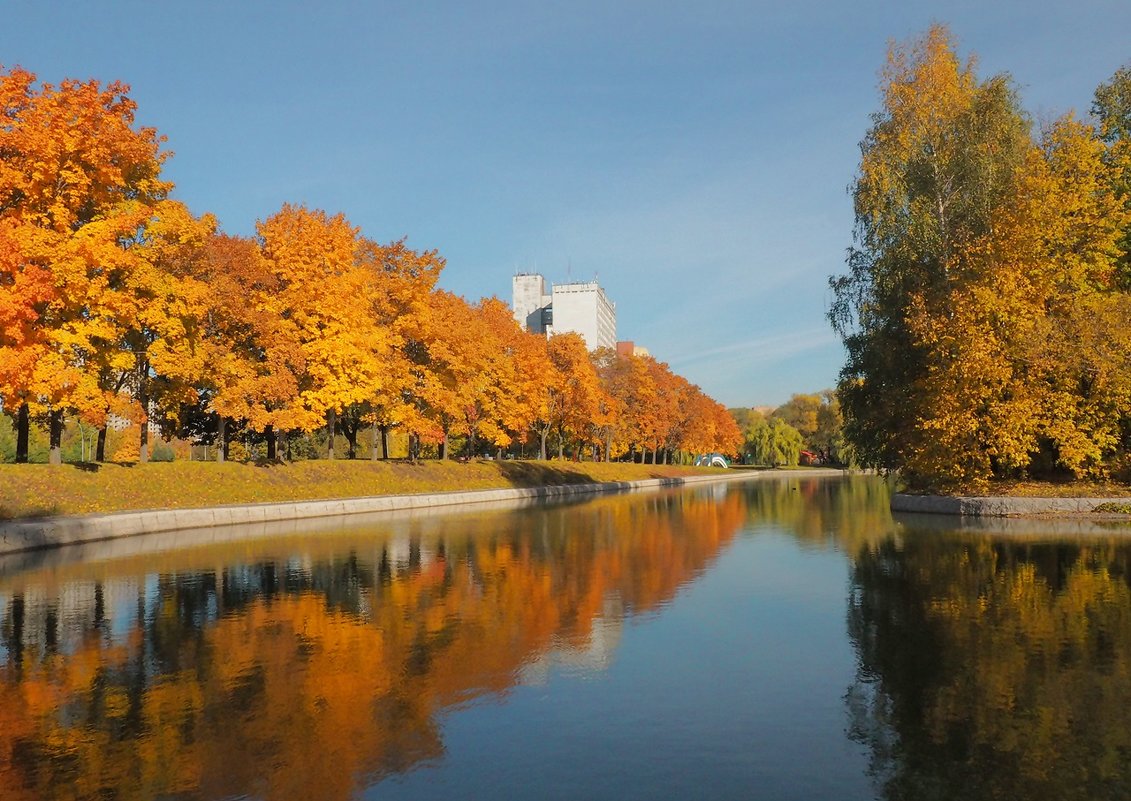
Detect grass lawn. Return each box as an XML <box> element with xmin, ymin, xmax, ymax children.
<box><xmin>979</xmin><ymin>480</ymin><xmax>1131</xmax><ymax>498</ymax></box>
<box><xmin>0</xmin><ymin>459</ymin><xmax>730</xmax><ymax>520</ymax></box>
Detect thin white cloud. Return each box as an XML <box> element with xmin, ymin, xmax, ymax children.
<box><xmin>667</xmin><ymin>326</ymin><xmax>838</xmax><ymax>368</ymax></box>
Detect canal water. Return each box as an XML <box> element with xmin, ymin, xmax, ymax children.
<box><xmin>2</xmin><ymin>475</ymin><xmax>1130</xmax><ymax>800</ymax></box>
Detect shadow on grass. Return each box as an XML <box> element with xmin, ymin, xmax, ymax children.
<box><xmin>496</xmin><ymin>461</ymin><xmax>596</xmax><ymax>488</ymax></box>
<box><xmin>0</xmin><ymin>505</ymin><xmax>58</xmax><ymax>521</ymax></box>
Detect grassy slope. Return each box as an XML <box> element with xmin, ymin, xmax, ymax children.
<box><xmin>0</xmin><ymin>459</ymin><xmax>729</xmax><ymax>520</ymax></box>
<box><xmin>978</xmin><ymin>480</ymin><xmax>1131</xmax><ymax>498</ymax></box>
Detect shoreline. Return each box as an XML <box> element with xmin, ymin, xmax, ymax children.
<box><xmin>0</xmin><ymin>468</ymin><xmax>847</xmax><ymax>556</ymax></box>
<box><xmin>891</xmin><ymin>493</ymin><xmax>1131</xmax><ymax>518</ymax></box>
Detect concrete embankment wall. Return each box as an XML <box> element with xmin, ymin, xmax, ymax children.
<box><xmin>0</xmin><ymin>469</ymin><xmax>845</xmax><ymax>556</ymax></box>
<box><xmin>891</xmin><ymin>493</ymin><xmax>1125</xmax><ymax>517</ymax></box>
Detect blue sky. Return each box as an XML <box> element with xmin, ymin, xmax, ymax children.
<box><xmin>4</xmin><ymin>1</ymin><xmax>1129</xmax><ymax>406</ymax></box>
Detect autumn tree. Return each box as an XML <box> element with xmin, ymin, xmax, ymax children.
<box><xmin>353</xmin><ymin>238</ymin><xmax>443</xmax><ymax>460</ymax></box>
<box><xmin>829</xmin><ymin>26</ymin><xmax>1032</xmax><ymax>486</ymax></box>
<box><xmin>678</xmin><ymin>387</ymin><xmax>736</xmax><ymax>462</ymax></box>
<box><xmin>480</xmin><ymin>297</ymin><xmax>551</xmax><ymax>456</ymax></box>
<box><xmin>539</xmin><ymin>333</ymin><xmax>606</xmax><ymax>460</ymax></box>
<box><xmin>0</xmin><ymin>217</ymin><xmax>51</xmax><ymax>462</ymax></box>
<box><xmin>415</xmin><ymin>291</ymin><xmax>514</xmax><ymax>458</ymax></box>
<box><xmin>113</xmin><ymin>201</ymin><xmax>215</xmax><ymax>462</ymax></box>
<box><xmin>1093</xmin><ymin>62</ymin><xmax>1131</xmax><ymax>287</ymax></box>
<box><xmin>830</xmin><ymin>26</ymin><xmax>1131</xmax><ymax>491</ymax></box>
<box><xmin>0</xmin><ymin>67</ymin><xmax>171</xmax><ymax>462</ymax></box>
<box><xmin>194</xmin><ymin>232</ymin><xmax>284</xmax><ymax>461</ymax></box>
<box><xmin>591</xmin><ymin>347</ymin><xmax>628</xmax><ymax>461</ymax></box>
<box><xmin>594</xmin><ymin>348</ymin><xmax>657</xmax><ymax>461</ymax></box>
<box><xmin>254</xmin><ymin>204</ymin><xmax>394</xmax><ymax>459</ymax></box>
<box><xmin>636</xmin><ymin>357</ymin><xmax>681</xmax><ymax>464</ymax></box>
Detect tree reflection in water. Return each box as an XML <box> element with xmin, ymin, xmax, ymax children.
<box><xmin>0</xmin><ymin>488</ymin><xmax>747</xmax><ymax>801</ymax></box>
<box><xmin>727</xmin><ymin>475</ymin><xmax>1131</xmax><ymax>801</ymax></box>
<box><xmin>848</xmin><ymin>532</ymin><xmax>1131</xmax><ymax>801</ymax></box>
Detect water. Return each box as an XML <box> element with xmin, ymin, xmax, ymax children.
<box><xmin>1</xmin><ymin>475</ymin><xmax>1130</xmax><ymax>800</ymax></box>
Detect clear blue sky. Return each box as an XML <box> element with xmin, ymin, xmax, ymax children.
<box><xmin>4</xmin><ymin>1</ymin><xmax>1129</xmax><ymax>406</ymax></box>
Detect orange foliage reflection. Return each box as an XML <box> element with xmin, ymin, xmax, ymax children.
<box><xmin>0</xmin><ymin>488</ymin><xmax>746</xmax><ymax>801</ymax></box>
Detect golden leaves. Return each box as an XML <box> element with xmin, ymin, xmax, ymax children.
<box><xmin>0</xmin><ymin>66</ymin><xmax>734</xmax><ymax>463</ymax></box>
<box><xmin>836</xmin><ymin>27</ymin><xmax>1131</xmax><ymax>490</ymax></box>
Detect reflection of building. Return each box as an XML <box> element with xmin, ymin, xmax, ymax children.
<box><xmin>0</xmin><ymin>576</ymin><xmax>144</xmax><ymax>658</ymax></box>
<box><xmin>512</xmin><ymin>272</ymin><xmax>617</xmax><ymax>351</ymax></box>
<box><xmin>519</xmin><ymin>595</ymin><xmax>625</xmax><ymax>685</ymax></box>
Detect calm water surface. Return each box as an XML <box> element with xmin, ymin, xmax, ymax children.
<box><xmin>2</xmin><ymin>476</ymin><xmax>1131</xmax><ymax>800</ymax></box>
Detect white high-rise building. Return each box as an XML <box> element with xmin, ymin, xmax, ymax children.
<box><xmin>511</xmin><ymin>273</ymin><xmax>616</xmax><ymax>351</ymax></box>
<box><xmin>512</xmin><ymin>273</ymin><xmax>552</xmax><ymax>334</ymax></box>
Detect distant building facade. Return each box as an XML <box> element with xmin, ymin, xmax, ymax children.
<box><xmin>615</xmin><ymin>341</ymin><xmax>650</xmax><ymax>358</ymax></box>
<box><xmin>512</xmin><ymin>272</ymin><xmax>617</xmax><ymax>351</ymax></box>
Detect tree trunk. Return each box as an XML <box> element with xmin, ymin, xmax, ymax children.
<box><xmin>96</xmin><ymin>426</ymin><xmax>107</xmax><ymax>462</ymax></box>
<box><xmin>371</xmin><ymin>425</ymin><xmax>380</xmax><ymax>461</ymax></box>
<box><xmin>15</xmin><ymin>403</ymin><xmax>29</xmax><ymax>463</ymax></box>
<box><xmin>138</xmin><ymin>412</ymin><xmax>149</xmax><ymax>465</ymax></box>
<box><xmin>49</xmin><ymin>410</ymin><xmax>63</xmax><ymax>465</ymax></box>
<box><xmin>216</xmin><ymin>416</ymin><xmax>226</xmax><ymax>462</ymax></box>
<box><xmin>345</xmin><ymin>426</ymin><xmax>357</xmax><ymax>459</ymax></box>
<box><xmin>380</xmin><ymin>425</ymin><xmax>389</xmax><ymax>460</ymax></box>
<box><xmin>266</xmin><ymin>425</ymin><xmax>277</xmax><ymax>460</ymax></box>
<box><xmin>605</xmin><ymin>433</ymin><xmax>611</xmax><ymax>463</ymax></box>
<box><xmin>540</xmin><ymin>429</ymin><xmax>548</xmax><ymax>461</ymax></box>
<box><xmin>441</xmin><ymin>431</ymin><xmax>449</xmax><ymax>460</ymax></box>
<box><xmin>557</xmin><ymin>435</ymin><xmax>564</xmax><ymax>460</ymax></box>
<box><xmin>326</xmin><ymin>408</ymin><xmax>336</xmax><ymax>460</ymax></box>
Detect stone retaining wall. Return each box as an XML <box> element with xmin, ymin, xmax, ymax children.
<box><xmin>891</xmin><ymin>493</ymin><xmax>1126</xmax><ymax>517</ymax></box>
<box><xmin>2</xmin><ymin>470</ymin><xmax>844</xmax><ymax>556</ymax></box>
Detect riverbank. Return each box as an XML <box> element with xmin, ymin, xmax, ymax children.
<box><xmin>0</xmin><ymin>465</ymin><xmax>843</xmax><ymax>556</ymax></box>
<box><xmin>1</xmin><ymin>459</ymin><xmax>731</xmax><ymax>520</ymax></box>
<box><xmin>891</xmin><ymin>493</ymin><xmax>1131</xmax><ymax>518</ymax></box>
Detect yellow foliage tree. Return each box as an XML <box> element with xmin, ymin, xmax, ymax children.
<box><xmin>832</xmin><ymin>26</ymin><xmax>1131</xmax><ymax>491</ymax></box>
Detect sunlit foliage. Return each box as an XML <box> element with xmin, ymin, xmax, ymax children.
<box><xmin>830</xmin><ymin>26</ymin><xmax>1131</xmax><ymax>491</ymax></box>
<box><xmin>0</xmin><ymin>65</ymin><xmax>736</xmax><ymax>466</ymax></box>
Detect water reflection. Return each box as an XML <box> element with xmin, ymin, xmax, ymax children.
<box><xmin>732</xmin><ymin>476</ymin><xmax>1131</xmax><ymax>800</ymax></box>
<box><xmin>848</xmin><ymin>527</ymin><xmax>1131</xmax><ymax>801</ymax></box>
<box><xmin>0</xmin><ymin>488</ymin><xmax>747</xmax><ymax>801</ymax></box>
<box><xmin>743</xmin><ymin>474</ymin><xmax>895</xmax><ymax>553</ymax></box>
<box><xmin>8</xmin><ymin>476</ymin><xmax>1131</xmax><ymax>801</ymax></box>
